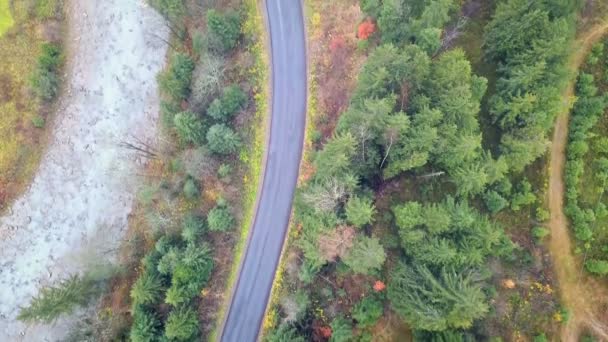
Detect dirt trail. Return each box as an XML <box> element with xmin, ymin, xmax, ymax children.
<box><xmin>548</xmin><ymin>21</ymin><xmax>608</xmax><ymax>342</ymax></box>
<box><xmin>0</xmin><ymin>1</ymin><xmax>167</xmax><ymax>340</ymax></box>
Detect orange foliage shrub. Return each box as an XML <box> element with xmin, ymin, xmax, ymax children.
<box><xmin>357</xmin><ymin>20</ymin><xmax>375</xmax><ymax>40</ymax></box>
<box><xmin>319</xmin><ymin>326</ymin><xmax>332</xmax><ymax>339</ymax></box>
<box><xmin>373</xmin><ymin>280</ymin><xmax>386</xmax><ymax>292</ymax></box>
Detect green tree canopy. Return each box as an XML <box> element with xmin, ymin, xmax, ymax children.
<box><xmin>392</xmin><ymin>197</ymin><xmax>508</xmax><ymax>269</ymax></box>
<box><xmin>174</xmin><ymin>111</ymin><xmax>206</xmax><ymax>145</ymax></box>
<box><xmin>342</xmin><ymin>236</ymin><xmax>386</xmax><ymax>275</ymax></box>
<box><xmin>130</xmin><ymin>272</ymin><xmax>163</xmax><ymax>308</ymax></box>
<box><xmin>164</xmin><ymin>306</ymin><xmax>199</xmax><ymax>341</ymax></box>
<box><xmin>206</xmin><ymin>124</ymin><xmax>241</xmax><ymax>155</ymax></box>
<box><xmin>158</xmin><ymin>53</ymin><xmax>195</xmax><ymax>101</ymax></box>
<box><xmin>207</xmin><ymin>9</ymin><xmax>242</xmax><ymax>52</ymax></box>
<box><xmin>388</xmin><ymin>264</ymin><xmax>489</xmax><ymax>331</ymax></box>
<box><xmin>345</xmin><ymin>195</ymin><xmax>376</xmax><ymax>228</ymax></box>
<box><xmin>208</xmin><ymin>85</ymin><xmax>247</xmax><ymax>121</ymax></box>
<box><xmin>207</xmin><ymin>201</ymin><xmax>235</xmax><ymax>232</ymax></box>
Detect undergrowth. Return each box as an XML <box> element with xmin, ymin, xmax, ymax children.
<box><xmin>209</xmin><ymin>0</ymin><xmax>269</xmax><ymax>339</ymax></box>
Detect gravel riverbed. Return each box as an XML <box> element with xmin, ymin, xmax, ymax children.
<box><xmin>0</xmin><ymin>1</ymin><xmax>167</xmax><ymax>339</ymax></box>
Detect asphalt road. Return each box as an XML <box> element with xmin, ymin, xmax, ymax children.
<box><xmin>219</xmin><ymin>0</ymin><xmax>307</xmax><ymax>341</ymax></box>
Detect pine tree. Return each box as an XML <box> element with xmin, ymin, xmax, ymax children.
<box><xmin>345</xmin><ymin>196</ymin><xmax>376</xmax><ymax>228</ymax></box>
<box><xmin>388</xmin><ymin>264</ymin><xmax>489</xmax><ymax>331</ymax></box>
<box><xmin>164</xmin><ymin>306</ymin><xmax>199</xmax><ymax>341</ymax></box>
<box><xmin>342</xmin><ymin>236</ymin><xmax>386</xmax><ymax>275</ymax></box>
<box><xmin>130</xmin><ymin>272</ymin><xmax>163</xmax><ymax>308</ymax></box>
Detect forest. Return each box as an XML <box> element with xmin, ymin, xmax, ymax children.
<box><xmin>7</xmin><ymin>0</ymin><xmax>608</xmax><ymax>341</ymax></box>
<box><xmin>265</xmin><ymin>0</ymin><xmax>608</xmax><ymax>341</ymax></box>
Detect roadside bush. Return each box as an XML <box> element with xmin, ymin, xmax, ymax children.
<box><xmin>352</xmin><ymin>295</ymin><xmax>383</xmax><ymax>328</ymax></box>
<box><xmin>158</xmin><ymin>52</ymin><xmax>195</xmax><ymax>101</ymax></box>
<box><xmin>207</xmin><ymin>85</ymin><xmax>247</xmax><ymax>121</ymax></box>
<box><xmin>30</xmin><ymin>43</ymin><xmax>62</xmax><ymax>101</ymax></box>
<box><xmin>206</xmin><ymin>124</ymin><xmax>241</xmax><ymax>155</ymax></box>
<box><xmin>207</xmin><ymin>200</ymin><xmax>235</xmax><ymax>231</ymax></box>
<box><xmin>174</xmin><ymin>111</ymin><xmax>206</xmax><ymax>145</ymax></box>
<box><xmin>192</xmin><ymin>30</ymin><xmax>205</xmax><ymax>58</ymax></box>
<box><xmin>142</xmin><ymin>251</ymin><xmax>162</xmax><ymax>277</ymax></box>
<box><xmin>164</xmin><ymin>306</ymin><xmax>199</xmax><ymax>341</ymax></box>
<box><xmin>206</xmin><ymin>9</ymin><xmax>241</xmax><ymax>52</ymax></box>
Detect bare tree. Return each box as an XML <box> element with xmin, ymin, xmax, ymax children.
<box><xmin>318</xmin><ymin>225</ymin><xmax>356</xmax><ymax>262</ymax></box>
<box><xmin>302</xmin><ymin>177</ymin><xmax>351</xmax><ymax>212</ymax></box>
<box><xmin>119</xmin><ymin>135</ymin><xmax>158</xmax><ymax>159</ymax></box>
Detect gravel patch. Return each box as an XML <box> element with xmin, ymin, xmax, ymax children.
<box><xmin>0</xmin><ymin>0</ymin><xmax>168</xmax><ymax>340</ymax></box>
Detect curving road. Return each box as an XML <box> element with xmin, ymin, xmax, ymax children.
<box><xmin>220</xmin><ymin>0</ymin><xmax>306</xmax><ymax>341</ymax></box>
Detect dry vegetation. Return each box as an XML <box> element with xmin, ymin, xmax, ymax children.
<box><xmin>0</xmin><ymin>0</ymin><xmax>63</xmax><ymax>210</ymax></box>
<box><xmin>306</xmin><ymin>0</ymin><xmax>365</xmax><ymax>144</ymax></box>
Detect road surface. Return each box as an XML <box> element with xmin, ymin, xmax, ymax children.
<box><xmin>220</xmin><ymin>0</ymin><xmax>307</xmax><ymax>341</ymax></box>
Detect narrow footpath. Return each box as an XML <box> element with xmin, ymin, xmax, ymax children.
<box><xmin>0</xmin><ymin>1</ymin><xmax>167</xmax><ymax>340</ymax></box>
<box><xmin>548</xmin><ymin>21</ymin><xmax>608</xmax><ymax>341</ymax></box>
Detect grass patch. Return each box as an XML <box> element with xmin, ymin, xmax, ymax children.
<box><xmin>0</xmin><ymin>0</ymin><xmax>14</xmax><ymax>36</ymax></box>
<box><xmin>0</xmin><ymin>3</ymin><xmax>64</xmax><ymax>210</ymax></box>
<box><xmin>35</xmin><ymin>0</ymin><xmax>59</xmax><ymax>19</ymax></box>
